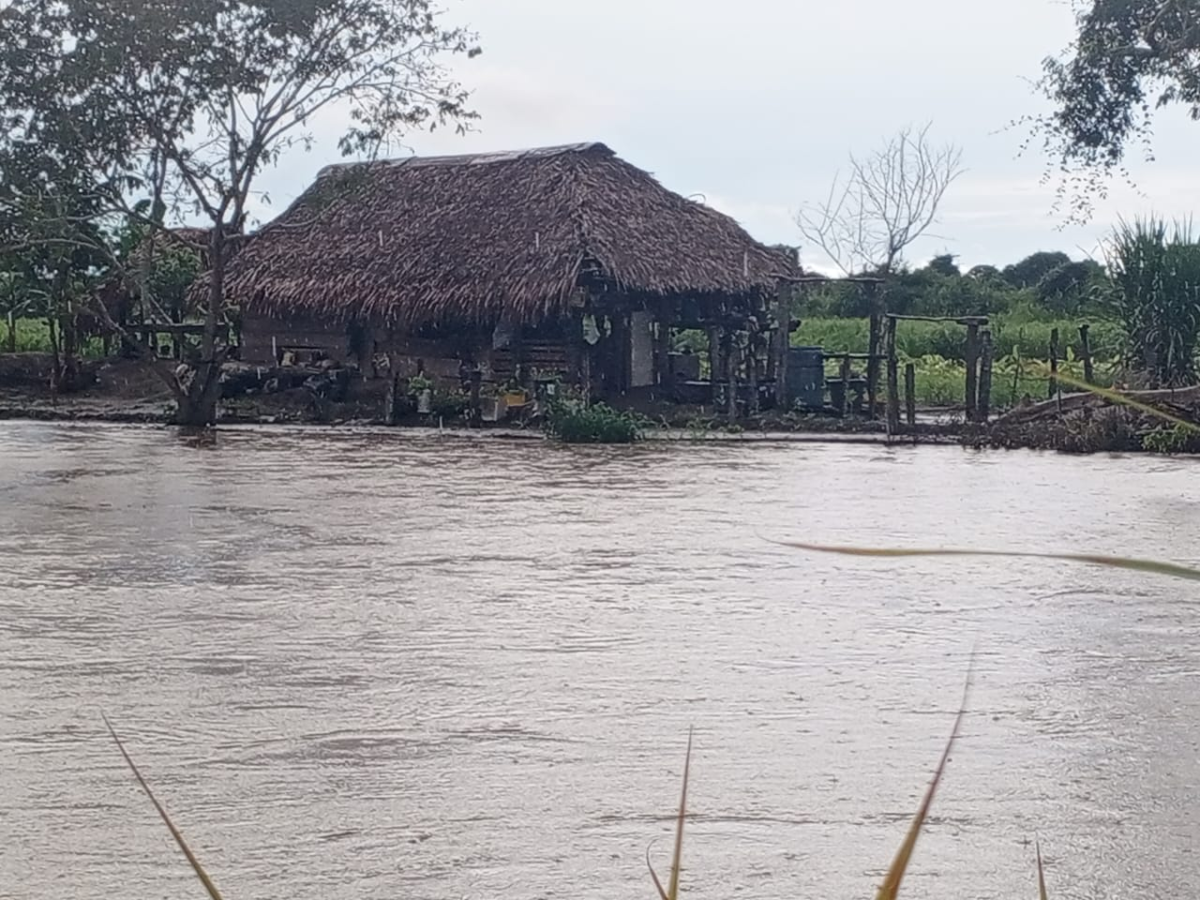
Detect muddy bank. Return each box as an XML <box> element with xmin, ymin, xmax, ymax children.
<box><xmin>0</xmin><ymin>353</ymin><xmax>957</xmax><ymax>437</ymax></box>
<box><xmin>7</xmin><ymin>351</ymin><xmax>1189</xmax><ymax>452</ymax></box>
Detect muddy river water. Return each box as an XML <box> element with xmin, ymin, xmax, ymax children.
<box><xmin>1</xmin><ymin>421</ymin><xmax>1199</xmax><ymax>899</ymax></box>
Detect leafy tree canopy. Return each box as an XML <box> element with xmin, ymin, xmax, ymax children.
<box><xmin>0</xmin><ymin>0</ymin><xmax>479</xmax><ymax>422</ymax></box>
<box><xmin>924</xmin><ymin>253</ymin><xmax>960</xmax><ymax>277</ymax></box>
<box><xmin>1033</xmin><ymin>0</ymin><xmax>1200</xmax><ymax>221</ymax></box>
<box><xmin>1002</xmin><ymin>251</ymin><xmax>1073</xmax><ymax>288</ymax></box>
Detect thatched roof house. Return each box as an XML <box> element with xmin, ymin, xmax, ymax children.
<box><xmin>228</xmin><ymin>142</ymin><xmax>793</xmax><ymax>328</ymax></box>
<box><xmin>227</xmin><ymin>143</ymin><xmax>798</xmax><ymax>402</ymax></box>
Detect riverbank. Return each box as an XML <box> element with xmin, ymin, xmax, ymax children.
<box><xmin>0</xmin><ymin>353</ymin><xmax>963</xmax><ymax>442</ymax></box>
<box><xmin>1</xmin><ymin>352</ymin><xmax>1194</xmax><ymax>453</ymax></box>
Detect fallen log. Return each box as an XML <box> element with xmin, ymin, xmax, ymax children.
<box><xmin>995</xmin><ymin>385</ymin><xmax>1200</xmax><ymax>426</ymax></box>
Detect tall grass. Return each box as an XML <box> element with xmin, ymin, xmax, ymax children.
<box><xmin>1105</xmin><ymin>217</ymin><xmax>1200</xmax><ymax>386</ymax></box>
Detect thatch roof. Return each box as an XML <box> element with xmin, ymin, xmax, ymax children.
<box><xmin>225</xmin><ymin>143</ymin><xmax>795</xmax><ymax>326</ymax></box>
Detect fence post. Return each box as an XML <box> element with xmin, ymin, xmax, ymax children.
<box><xmin>886</xmin><ymin>316</ymin><xmax>900</xmax><ymax>434</ymax></box>
<box><xmin>867</xmin><ymin>309</ymin><xmax>882</xmax><ymax>418</ymax></box>
<box><xmin>1049</xmin><ymin>327</ymin><xmax>1060</xmax><ymax>402</ymax></box>
<box><xmin>839</xmin><ymin>354</ymin><xmax>851</xmax><ymax>418</ymax></box>
<box><xmin>904</xmin><ymin>362</ymin><xmax>916</xmax><ymax>429</ymax></box>
<box><xmin>978</xmin><ymin>329</ymin><xmax>994</xmax><ymax>424</ymax></box>
<box><xmin>1079</xmin><ymin>323</ymin><xmax>1094</xmax><ymax>385</ymax></box>
<box><xmin>964</xmin><ymin>322</ymin><xmax>980</xmax><ymax>423</ymax></box>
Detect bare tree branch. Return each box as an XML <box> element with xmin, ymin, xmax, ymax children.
<box><xmin>796</xmin><ymin>123</ymin><xmax>964</xmax><ymax>275</ymax></box>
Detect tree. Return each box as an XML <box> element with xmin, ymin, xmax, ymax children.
<box><xmin>1035</xmin><ymin>259</ymin><xmax>1105</xmax><ymax>315</ymax></box>
<box><xmin>0</xmin><ymin>142</ymin><xmax>111</xmax><ymax>387</ymax></box>
<box><xmin>0</xmin><ymin>0</ymin><xmax>479</xmax><ymax>426</ymax></box>
<box><xmin>924</xmin><ymin>253</ymin><xmax>960</xmax><ymax>277</ymax></box>
<box><xmin>796</xmin><ymin>124</ymin><xmax>964</xmax><ymax>275</ymax></box>
<box><xmin>1032</xmin><ymin>0</ymin><xmax>1200</xmax><ymax>221</ymax></box>
<box><xmin>1001</xmin><ymin>251</ymin><xmax>1072</xmax><ymax>288</ymax></box>
<box><xmin>966</xmin><ymin>264</ymin><xmax>1004</xmax><ymax>283</ymax></box>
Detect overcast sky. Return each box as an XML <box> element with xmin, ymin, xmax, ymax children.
<box><xmin>251</xmin><ymin>0</ymin><xmax>1200</xmax><ymax>273</ymax></box>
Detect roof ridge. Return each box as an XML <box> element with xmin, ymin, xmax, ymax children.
<box><xmin>315</xmin><ymin>142</ymin><xmax>610</xmax><ymax>179</ymax></box>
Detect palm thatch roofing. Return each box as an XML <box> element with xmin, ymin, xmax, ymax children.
<box><xmin>226</xmin><ymin>143</ymin><xmax>796</xmax><ymax>327</ymax></box>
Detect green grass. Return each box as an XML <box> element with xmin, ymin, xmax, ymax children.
<box><xmin>795</xmin><ymin>316</ymin><xmax>1125</xmax><ymax>365</ymax></box>
<box><xmin>4</xmin><ymin>317</ymin><xmax>106</xmax><ymax>357</ymax></box>
<box><xmin>822</xmin><ymin>352</ymin><xmax>1114</xmax><ymax>410</ymax></box>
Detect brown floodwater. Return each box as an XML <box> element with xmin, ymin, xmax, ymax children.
<box><xmin>1</xmin><ymin>421</ymin><xmax>1199</xmax><ymax>899</ymax></box>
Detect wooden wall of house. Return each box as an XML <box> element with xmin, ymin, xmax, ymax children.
<box><xmin>241</xmin><ymin>313</ymin><xmax>353</xmax><ymax>366</ymax></box>
<box><xmin>379</xmin><ymin>335</ymin><xmax>477</xmax><ymax>383</ymax></box>
<box><xmin>242</xmin><ymin>312</ymin><xmax>594</xmax><ymax>394</ymax></box>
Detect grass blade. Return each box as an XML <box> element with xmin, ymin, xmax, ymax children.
<box><xmin>778</xmin><ymin>542</ymin><xmax>1200</xmax><ymax>584</ymax></box>
<box><xmin>1036</xmin><ymin>839</ymin><xmax>1049</xmax><ymax>900</ymax></box>
<box><xmin>648</xmin><ymin>728</ymin><xmax>692</xmax><ymax>900</ymax></box>
<box><xmin>102</xmin><ymin>714</ymin><xmax>224</xmax><ymax>900</ymax></box>
<box><xmin>875</xmin><ymin>667</ymin><xmax>972</xmax><ymax>900</ymax></box>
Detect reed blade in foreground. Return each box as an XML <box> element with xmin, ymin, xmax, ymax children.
<box><xmin>102</xmin><ymin>714</ymin><xmax>225</xmax><ymax>900</ymax></box>
<box><xmin>875</xmin><ymin>667</ymin><xmax>972</xmax><ymax>900</ymax></box>
<box><xmin>1036</xmin><ymin>839</ymin><xmax>1049</xmax><ymax>900</ymax></box>
<box><xmin>780</xmin><ymin>542</ymin><xmax>1200</xmax><ymax>584</ymax></box>
<box><xmin>648</xmin><ymin>727</ymin><xmax>692</xmax><ymax>900</ymax></box>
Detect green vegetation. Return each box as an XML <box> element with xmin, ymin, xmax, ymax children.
<box><xmin>796</xmin><ymin>316</ymin><xmax>1123</xmax><ymax>364</ymax></box>
<box><xmin>799</xmin><ymin>316</ymin><xmax>1119</xmax><ymax>410</ymax></box>
<box><xmin>1142</xmin><ymin>424</ymin><xmax>1200</xmax><ymax>455</ymax></box>
<box><xmin>787</xmin><ymin>249</ymin><xmax>1139</xmax><ymax>410</ymax></box>
<box><xmin>6</xmin><ymin>317</ymin><xmax>105</xmax><ymax>357</ymax></box>
<box><xmin>2</xmin><ymin>0</ymin><xmax>478</xmax><ymax>424</ymax></box>
<box><xmin>543</xmin><ymin>399</ymin><xmax>645</xmax><ymax>444</ymax></box>
<box><xmin>1106</xmin><ymin>217</ymin><xmax>1200</xmax><ymax>386</ymax></box>
<box><xmin>1034</xmin><ymin>1</ymin><xmax>1200</xmax><ymax>223</ymax></box>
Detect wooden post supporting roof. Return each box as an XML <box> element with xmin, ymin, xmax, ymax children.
<box><xmin>774</xmin><ymin>282</ymin><xmax>791</xmax><ymax>411</ymax></box>
<box><xmin>707</xmin><ymin>324</ymin><xmax>721</xmax><ymax>398</ymax></box>
<box><xmin>726</xmin><ymin>336</ymin><xmax>739</xmax><ymax>423</ymax></box>
<box><xmin>653</xmin><ymin>299</ymin><xmax>671</xmax><ymax>396</ymax></box>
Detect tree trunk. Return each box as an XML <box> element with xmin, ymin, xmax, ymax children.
<box><xmin>172</xmin><ymin>227</ymin><xmax>229</xmax><ymax>427</ymax></box>
<box><xmin>6</xmin><ymin>310</ymin><xmax>15</xmax><ymax>353</ymax></box>
<box><xmin>173</xmin><ymin>362</ymin><xmax>223</xmax><ymax>427</ymax></box>
<box><xmin>46</xmin><ymin>314</ymin><xmax>61</xmax><ymax>395</ymax></box>
<box><xmin>58</xmin><ymin>298</ymin><xmax>79</xmax><ymax>393</ymax></box>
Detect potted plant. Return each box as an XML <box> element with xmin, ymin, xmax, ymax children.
<box><xmin>407</xmin><ymin>373</ymin><xmax>434</xmax><ymax>414</ymax></box>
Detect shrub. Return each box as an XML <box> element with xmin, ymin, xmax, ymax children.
<box><xmin>543</xmin><ymin>399</ymin><xmax>644</xmax><ymax>444</ymax></box>
<box><xmin>430</xmin><ymin>389</ymin><xmax>469</xmax><ymax>419</ymax></box>
<box><xmin>1142</xmin><ymin>423</ymin><xmax>1200</xmax><ymax>454</ymax></box>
